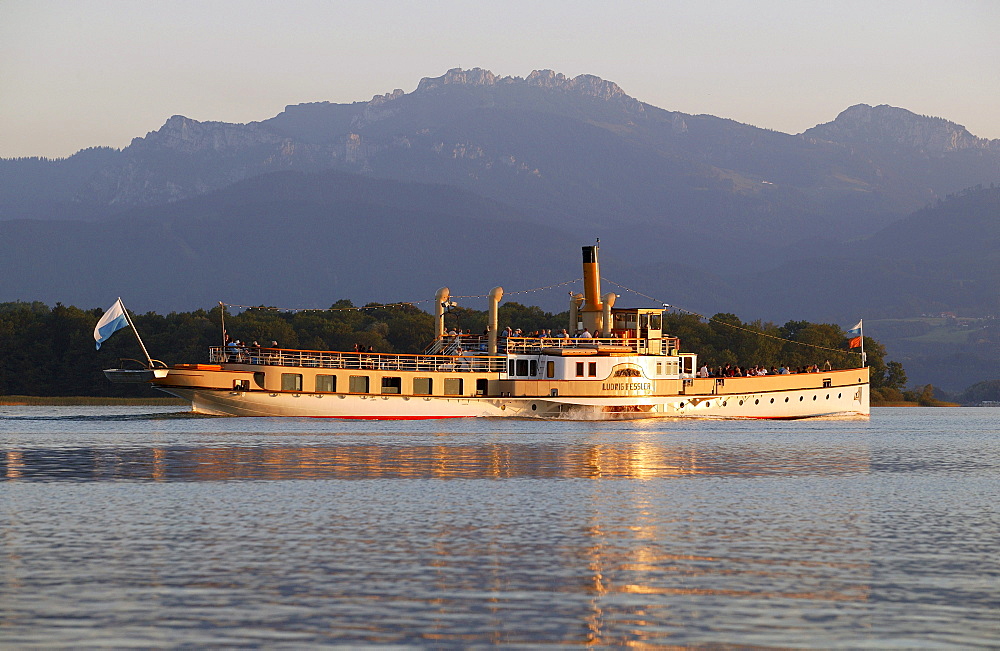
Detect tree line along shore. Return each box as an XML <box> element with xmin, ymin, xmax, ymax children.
<box><xmin>0</xmin><ymin>300</ymin><xmax>911</xmax><ymax>401</ymax></box>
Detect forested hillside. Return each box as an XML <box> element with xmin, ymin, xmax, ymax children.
<box><xmin>0</xmin><ymin>300</ymin><xmax>903</xmax><ymax>399</ymax></box>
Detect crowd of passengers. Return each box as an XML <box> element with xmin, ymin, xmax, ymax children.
<box><xmin>698</xmin><ymin>361</ymin><xmax>833</xmax><ymax>378</ymax></box>
<box><xmin>449</xmin><ymin>327</ymin><xmax>604</xmax><ymax>339</ymax></box>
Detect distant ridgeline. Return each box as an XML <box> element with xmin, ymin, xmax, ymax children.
<box><xmin>0</xmin><ymin>300</ymin><xmax>914</xmax><ymax>400</ymax></box>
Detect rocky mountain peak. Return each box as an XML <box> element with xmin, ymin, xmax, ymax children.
<box><xmin>414</xmin><ymin>67</ymin><xmax>636</xmax><ymax>103</ymax></box>
<box><xmin>803</xmin><ymin>104</ymin><xmax>996</xmax><ymax>154</ymax></box>
<box><xmin>525</xmin><ymin>69</ymin><xmax>630</xmax><ymax>101</ymax></box>
<box><xmin>416</xmin><ymin>67</ymin><xmax>498</xmax><ymax>91</ymax></box>
<box><xmin>129</xmin><ymin>114</ymin><xmax>281</xmax><ymax>154</ymax></box>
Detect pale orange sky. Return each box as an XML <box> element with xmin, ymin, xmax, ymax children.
<box><xmin>2</xmin><ymin>0</ymin><xmax>998</xmax><ymax>159</ymax></box>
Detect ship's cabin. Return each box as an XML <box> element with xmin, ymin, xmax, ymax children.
<box><xmin>609</xmin><ymin>308</ymin><xmax>668</xmax><ymax>354</ymax></box>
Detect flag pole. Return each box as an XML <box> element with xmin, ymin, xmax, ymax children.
<box><xmin>860</xmin><ymin>319</ymin><xmax>866</xmax><ymax>367</ymax></box>
<box><xmin>219</xmin><ymin>301</ymin><xmax>227</xmax><ymax>347</ymax></box>
<box><xmin>119</xmin><ymin>299</ymin><xmax>154</xmax><ymax>368</ymax></box>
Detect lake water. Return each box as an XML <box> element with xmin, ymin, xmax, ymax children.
<box><xmin>1</xmin><ymin>406</ymin><xmax>997</xmax><ymax>647</ymax></box>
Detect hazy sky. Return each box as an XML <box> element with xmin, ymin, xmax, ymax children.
<box><xmin>2</xmin><ymin>0</ymin><xmax>998</xmax><ymax>159</ymax></box>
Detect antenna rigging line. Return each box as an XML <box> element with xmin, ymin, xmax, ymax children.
<box><xmin>602</xmin><ymin>277</ymin><xmax>863</xmax><ymax>358</ymax></box>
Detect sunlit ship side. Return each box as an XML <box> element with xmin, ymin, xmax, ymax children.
<box><xmin>108</xmin><ymin>246</ymin><xmax>869</xmax><ymax>420</ymax></box>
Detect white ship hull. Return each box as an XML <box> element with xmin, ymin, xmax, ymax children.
<box><xmin>159</xmin><ymin>379</ymin><xmax>868</xmax><ymax>420</ymax></box>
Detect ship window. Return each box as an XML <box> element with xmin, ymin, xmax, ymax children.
<box><xmin>281</xmin><ymin>373</ymin><xmax>302</xmax><ymax>391</ymax></box>
<box><xmin>649</xmin><ymin>314</ymin><xmax>661</xmax><ymax>330</ymax></box>
<box><xmin>546</xmin><ymin>361</ymin><xmax>555</xmax><ymax>378</ymax></box>
<box><xmin>349</xmin><ymin>375</ymin><xmax>369</xmax><ymax>393</ymax></box>
<box><xmin>576</xmin><ymin>362</ymin><xmax>584</xmax><ymax>377</ymax></box>
<box><xmin>530</xmin><ymin>360</ymin><xmax>538</xmax><ymax>376</ymax></box>
<box><xmin>444</xmin><ymin>378</ymin><xmax>463</xmax><ymax>396</ymax></box>
<box><xmin>413</xmin><ymin>377</ymin><xmax>432</xmax><ymax>395</ymax></box>
<box><xmin>316</xmin><ymin>374</ymin><xmax>336</xmax><ymax>392</ymax></box>
<box><xmin>588</xmin><ymin>362</ymin><xmax>597</xmax><ymax>377</ymax></box>
<box><xmin>508</xmin><ymin>360</ymin><xmax>515</xmax><ymax>376</ymax></box>
<box><xmin>516</xmin><ymin>359</ymin><xmax>529</xmax><ymax>376</ymax></box>
<box><xmin>381</xmin><ymin>376</ymin><xmax>401</xmax><ymax>394</ymax></box>
<box><xmin>253</xmin><ymin>372</ymin><xmax>265</xmax><ymax>389</ymax></box>
<box><xmin>656</xmin><ymin>362</ymin><xmax>662</xmax><ymax>375</ymax></box>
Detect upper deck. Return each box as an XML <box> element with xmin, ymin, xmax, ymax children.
<box><xmin>207</xmin><ymin>332</ymin><xmax>686</xmax><ymax>375</ymax></box>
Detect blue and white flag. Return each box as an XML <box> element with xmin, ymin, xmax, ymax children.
<box><xmin>846</xmin><ymin>320</ymin><xmax>862</xmax><ymax>336</ymax></box>
<box><xmin>94</xmin><ymin>298</ymin><xmax>130</xmax><ymax>349</ymax></box>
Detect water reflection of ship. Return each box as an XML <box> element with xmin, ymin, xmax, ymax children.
<box><xmin>4</xmin><ymin>442</ymin><xmax>871</xmax><ymax>481</ymax></box>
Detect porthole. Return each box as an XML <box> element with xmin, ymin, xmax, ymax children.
<box><xmin>838</xmin><ymin>393</ymin><xmax>842</xmax><ymax>399</ymax></box>
<box><xmin>784</xmin><ymin>397</ymin><xmax>789</xmax><ymax>403</ymax></box>
<box><xmin>723</xmin><ymin>402</ymin><xmax>727</xmax><ymax>407</ymax></box>
<box><xmin>813</xmin><ymin>395</ymin><xmax>817</xmax><ymax>400</ymax></box>
<box><xmin>739</xmin><ymin>400</ymin><xmax>744</xmax><ymax>406</ymax></box>
<box><xmin>705</xmin><ymin>401</ymin><xmax>711</xmax><ymax>407</ymax></box>
<box><xmin>754</xmin><ymin>399</ymin><xmax>759</xmax><ymax>405</ymax></box>
<box><xmin>531</xmin><ymin>404</ymin><xmax>537</xmax><ymax>411</ymax></box>
<box><xmin>679</xmin><ymin>402</ymin><xmax>685</xmax><ymax>408</ymax></box>
<box><xmin>770</xmin><ymin>398</ymin><xmax>775</xmax><ymax>404</ymax></box>
<box><xmin>799</xmin><ymin>396</ymin><xmax>804</xmax><ymax>401</ymax></box>
<box><xmin>826</xmin><ymin>394</ymin><xmax>830</xmax><ymax>400</ymax></box>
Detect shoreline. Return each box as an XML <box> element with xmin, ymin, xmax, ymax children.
<box><xmin>0</xmin><ymin>396</ymin><xmax>187</xmax><ymax>406</ymax></box>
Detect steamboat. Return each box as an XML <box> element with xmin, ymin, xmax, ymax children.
<box><xmin>106</xmin><ymin>246</ymin><xmax>869</xmax><ymax>419</ymax></box>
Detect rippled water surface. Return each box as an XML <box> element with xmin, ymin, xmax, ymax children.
<box><xmin>1</xmin><ymin>407</ymin><xmax>997</xmax><ymax>647</ymax></box>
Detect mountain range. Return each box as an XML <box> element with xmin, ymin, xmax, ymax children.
<box><xmin>1</xmin><ymin>67</ymin><xmax>998</xmax><ymax>390</ymax></box>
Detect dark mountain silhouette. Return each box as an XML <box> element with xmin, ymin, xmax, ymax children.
<box><xmin>4</xmin><ymin>68</ymin><xmax>998</xmax><ymax>267</ymax></box>
<box><xmin>738</xmin><ymin>185</ymin><xmax>1000</xmax><ymax>322</ymax></box>
<box><xmin>0</xmin><ymin>169</ymin><xmax>730</xmax><ymax>316</ymax></box>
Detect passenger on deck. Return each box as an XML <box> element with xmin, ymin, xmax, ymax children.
<box><xmin>580</xmin><ymin>328</ymin><xmax>592</xmax><ymax>338</ymax></box>
<box><xmin>698</xmin><ymin>364</ymin><xmax>709</xmax><ymax>378</ymax></box>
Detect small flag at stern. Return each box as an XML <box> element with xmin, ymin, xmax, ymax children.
<box><xmin>847</xmin><ymin>320</ymin><xmax>862</xmax><ymax>336</ymax></box>
<box><xmin>94</xmin><ymin>298</ymin><xmax>130</xmax><ymax>349</ymax></box>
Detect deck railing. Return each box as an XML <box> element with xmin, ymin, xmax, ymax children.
<box><xmin>209</xmin><ymin>347</ymin><xmax>507</xmax><ymax>373</ymax></box>
<box><xmin>427</xmin><ymin>334</ymin><xmax>681</xmax><ymax>355</ymax></box>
